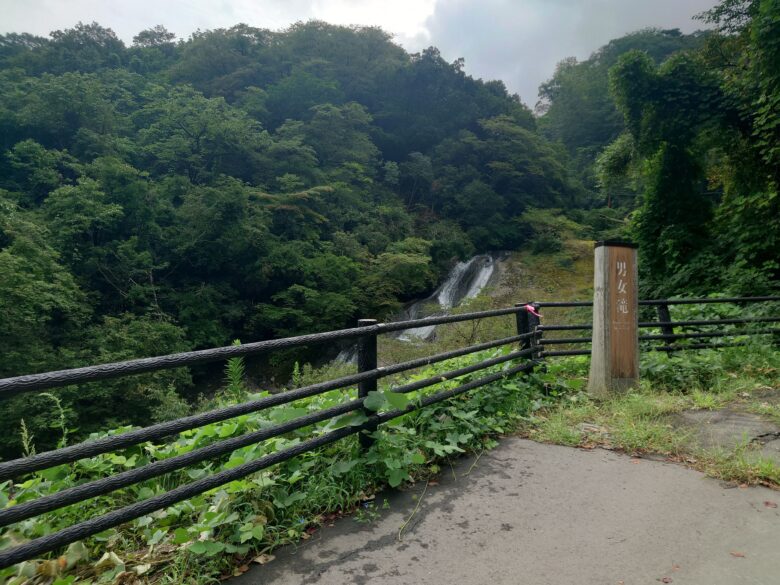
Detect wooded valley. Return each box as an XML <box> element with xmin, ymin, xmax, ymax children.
<box><xmin>0</xmin><ymin>0</ymin><xmax>778</xmax><ymax>454</ymax></box>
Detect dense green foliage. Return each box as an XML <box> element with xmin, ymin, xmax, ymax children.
<box><xmin>537</xmin><ymin>28</ymin><xmax>708</xmax><ymax>201</ymax></box>
<box><xmin>0</xmin><ymin>3</ymin><xmax>779</xmax><ymax>578</ymax></box>
<box><xmin>0</xmin><ymin>350</ymin><xmax>565</xmax><ymax>584</ymax></box>
<box><xmin>0</xmin><ymin>21</ymin><xmax>585</xmax><ymax>453</ymax></box>
<box><xmin>2</xmin><ymin>312</ymin><xmax>777</xmax><ymax>584</ymax></box>
<box><xmin>538</xmin><ymin>1</ymin><xmax>780</xmax><ymax>297</ymax></box>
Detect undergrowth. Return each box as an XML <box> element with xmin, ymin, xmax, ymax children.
<box><xmin>3</xmin><ymin>300</ymin><xmax>778</xmax><ymax>583</ymax></box>
<box><xmin>0</xmin><ymin>347</ymin><xmax>570</xmax><ymax>584</ymax></box>
<box><xmin>525</xmin><ymin>341</ymin><xmax>780</xmax><ymax>487</ymax></box>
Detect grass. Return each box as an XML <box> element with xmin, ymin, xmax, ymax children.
<box><xmin>694</xmin><ymin>442</ymin><xmax>780</xmax><ymax>487</ymax></box>
<box><xmin>525</xmin><ymin>387</ymin><xmax>688</xmax><ymax>455</ymax></box>
<box><xmin>748</xmin><ymin>400</ymin><xmax>780</xmax><ymax>424</ymax></box>
<box><xmin>370</xmin><ymin>236</ymin><xmax>596</xmax><ymax>373</ymax></box>
<box><xmin>522</xmin><ymin>343</ymin><xmax>780</xmax><ymax>489</ymax></box>
<box><xmin>3</xmin><ymin>241</ymin><xmax>776</xmax><ymax>582</ymax></box>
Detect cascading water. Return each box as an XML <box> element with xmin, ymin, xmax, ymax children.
<box><xmin>397</xmin><ymin>254</ymin><xmax>497</xmax><ymax>340</ymax></box>
<box><xmin>335</xmin><ymin>253</ymin><xmax>499</xmax><ymax>362</ymax></box>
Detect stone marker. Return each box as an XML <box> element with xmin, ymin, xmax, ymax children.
<box><xmin>588</xmin><ymin>240</ymin><xmax>639</xmax><ymax>398</ymax></box>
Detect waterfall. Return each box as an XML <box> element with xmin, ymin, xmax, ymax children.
<box><xmin>335</xmin><ymin>344</ymin><xmax>358</xmax><ymax>364</ymax></box>
<box><xmin>398</xmin><ymin>254</ymin><xmax>496</xmax><ymax>340</ymax></box>
<box><xmin>335</xmin><ymin>253</ymin><xmax>499</xmax><ymax>363</ymax></box>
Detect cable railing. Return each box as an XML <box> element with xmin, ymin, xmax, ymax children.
<box><xmin>0</xmin><ymin>295</ymin><xmax>777</xmax><ymax>569</ymax></box>
<box><xmin>0</xmin><ymin>305</ymin><xmax>538</xmax><ymax>569</ymax></box>
<box><xmin>537</xmin><ymin>296</ymin><xmax>780</xmax><ymax>355</ymax></box>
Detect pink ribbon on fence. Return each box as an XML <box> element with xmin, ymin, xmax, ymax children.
<box><xmin>523</xmin><ymin>304</ymin><xmax>541</xmax><ymax>318</ymax></box>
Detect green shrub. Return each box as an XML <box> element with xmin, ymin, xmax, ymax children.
<box><xmin>0</xmin><ymin>348</ymin><xmax>551</xmax><ymax>584</ymax></box>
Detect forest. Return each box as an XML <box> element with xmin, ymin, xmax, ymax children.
<box><xmin>0</xmin><ymin>0</ymin><xmax>778</xmax><ymax>454</ymax></box>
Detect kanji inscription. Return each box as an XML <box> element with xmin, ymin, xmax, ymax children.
<box><xmin>608</xmin><ymin>246</ymin><xmax>637</xmax><ymax>378</ymax></box>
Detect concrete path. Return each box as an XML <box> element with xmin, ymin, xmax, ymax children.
<box><xmin>230</xmin><ymin>439</ymin><xmax>780</xmax><ymax>585</ymax></box>
<box><xmin>670</xmin><ymin>398</ymin><xmax>780</xmax><ymax>465</ymax></box>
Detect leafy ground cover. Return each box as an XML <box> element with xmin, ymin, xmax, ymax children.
<box><xmin>0</xmin><ymin>232</ymin><xmax>596</xmax><ymax>585</ymax></box>
<box><xmin>0</xmin><ymin>346</ymin><xmax>567</xmax><ymax>585</ymax></box>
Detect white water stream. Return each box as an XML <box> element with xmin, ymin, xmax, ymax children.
<box><xmin>336</xmin><ymin>253</ymin><xmax>499</xmax><ymax>362</ymax></box>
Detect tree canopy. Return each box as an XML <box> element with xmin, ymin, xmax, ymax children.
<box><xmin>0</xmin><ymin>20</ymin><xmax>583</xmax><ymax>454</ymax></box>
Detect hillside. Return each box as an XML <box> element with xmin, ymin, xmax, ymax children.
<box><xmin>1</xmin><ymin>0</ymin><xmax>779</xmax><ymax>457</ymax></box>
<box><xmin>0</xmin><ymin>21</ymin><xmax>589</xmax><ymax>453</ymax></box>
<box><xmin>0</xmin><ymin>1</ymin><xmax>779</xmax><ymax>582</ymax></box>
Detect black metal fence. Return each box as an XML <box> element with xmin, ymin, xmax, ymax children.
<box><xmin>0</xmin><ymin>296</ymin><xmax>777</xmax><ymax>569</ymax></box>
<box><xmin>537</xmin><ymin>296</ymin><xmax>780</xmax><ymax>357</ymax></box>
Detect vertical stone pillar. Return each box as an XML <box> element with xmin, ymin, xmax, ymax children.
<box><xmin>587</xmin><ymin>241</ymin><xmax>639</xmax><ymax>398</ymax></box>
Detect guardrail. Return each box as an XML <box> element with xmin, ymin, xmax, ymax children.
<box><xmin>0</xmin><ymin>305</ymin><xmax>539</xmax><ymax>569</ymax></box>
<box><xmin>537</xmin><ymin>296</ymin><xmax>780</xmax><ymax>357</ymax></box>
<box><xmin>0</xmin><ymin>296</ymin><xmax>777</xmax><ymax>569</ymax></box>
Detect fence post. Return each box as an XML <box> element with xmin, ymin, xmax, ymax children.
<box><xmin>515</xmin><ymin>303</ymin><xmax>530</xmax><ymax>350</ymax></box>
<box><xmin>587</xmin><ymin>241</ymin><xmax>639</xmax><ymax>398</ymax></box>
<box><xmin>657</xmin><ymin>303</ymin><xmax>675</xmax><ymax>349</ymax></box>
<box><xmin>515</xmin><ymin>302</ymin><xmax>541</xmax><ymax>363</ymax></box>
<box><xmin>357</xmin><ymin>319</ymin><xmax>378</xmax><ymax>449</ymax></box>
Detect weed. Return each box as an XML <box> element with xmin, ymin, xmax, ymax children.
<box><xmin>18</xmin><ymin>420</ymin><xmax>35</xmax><ymax>458</ymax></box>
<box><xmin>527</xmin><ymin>343</ymin><xmax>780</xmax><ymax>486</ymax></box>
<box><xmin>0</xmin><ymin>347</ymin><xmax>550</xmax><ymax>584</ymax></box>
<box><xmin>39</xmin><ymin>392</ymin><xmax>69</xmax><ymax>449</ymax></box>
<box><xmin>353</xmin><ymin>502</ymin><xmax>381</xmax><ymax>524</ymax></box>
<box><xmin>696</xmin><ymin>444</ymin><xmax>780</xmax><ymax>487</ymax></box>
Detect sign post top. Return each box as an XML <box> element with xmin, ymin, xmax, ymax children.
<box><xmin>594</xmin><ymin>240</ymin><xmax>638</xmax><ymax>249</ymax></box>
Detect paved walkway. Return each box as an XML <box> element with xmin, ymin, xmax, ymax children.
<box><xmin>230</xmin><ymin>439</ymin><xmax>780</xmax><ymax>585</ymax></box>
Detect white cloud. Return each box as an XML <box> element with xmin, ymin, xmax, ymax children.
<box><xmin>0</xmin><ymin>0</ymin><xmax>435</xmax><ymax>43</ymax></box>
<box><xmin>421</xmin><ymin>0</ymin><xmax>718</xmax><ymax>104</ymax></box>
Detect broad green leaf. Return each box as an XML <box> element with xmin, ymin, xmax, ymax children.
<box><xmin>384</xmin><ymin>391</ymin><xmax>410</xmax><ymax>410</ymax></box>
<box><xmin>363</xmin><ymin>391</ymin><xmax>386</xmax><ymax>412</ymax></box>
<box><xmin>332</xmin><ymin>459</ymin><xmax>359</xmax><ymax>475</ymax></box>
<box><xmin>204</xmin><ymin>541</ymin><xmax>225</xmax><ymax>556</ymax></box>
<box><xmin>188</xmin><ymin>541</ymin><xmax>207</xmax><ymax>554</ymax></box>
<box><xmin>239</xmin><ymin>531</ymin><xmax>253</xmax><ymax>543</ymax></box>
<box><xmin>147</xmin><ymin>529</ymin><xmax>166</xmax><ymax>546</ymax></box>
<box><xmin>387</xmin><ymin>468</ymin><xmax>407</xmax><ymax>487</ymax></box>
<box><xmin>333</xmin><ymin>411</ymin><xmax>369</xmax><ymax>428</ymax></box>
<box><xmin>173</xmin><ymin>528</ymin><xmax>190</xmax><ymax>544</ymax></box>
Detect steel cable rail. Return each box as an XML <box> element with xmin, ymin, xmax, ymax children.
<box><xmin>0</xmin><ymin>332</ymin><xmax>533</xmax><ymax>480</ymax></box>
<box><xmin>654</xmin><ymin>342</ymin><xmax>751</xmax><ymax>352</ymax></box>
<box><xmin>0</xmin><ymin>295</ymin><xmax>776</xmax><ymax>569</ymax></box>
<box><xmin>639</xmin><ymin>317</ymin><xmax>780</xmax><ymax>328</ymax></box>
<box><xmin>639</xmin><ymin>329</ymin><xmax>780</xmax><ymax>341</ymax></box>
<box><xmin>0</xmin><ymin>306</ymin><xmax>538</xmax><ymax>569</ymax></box>
<box><xmin>0</xmin><ymin>361</ymin><xmax>533</xmax><ymax>570</ymax></box>
<box><xmin>535</xmin><ymin>296</ymin><xmax>780</xmax><ymax>308</ymax></box>
<box><xmin>535</xmin><ymin>296</ymin><xmax>780</xmax><ymax>356</ymax></box>
<box><xmin>0</xmin><ymin>348</ymin><xmax>534</xmax><ymax>528</ymax></box>
<box><xmin>0</xmin><ymin>306</ymin><xmax>528</xmax><ymax>398</ymax></box>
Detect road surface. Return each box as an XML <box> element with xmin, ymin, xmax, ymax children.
<box><xmin>230</xmin><ymin>438</ymin><xmax>780</xmax><ymax>585</ymax></box>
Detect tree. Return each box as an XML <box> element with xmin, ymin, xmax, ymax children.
<box><xmin>137</xmin><ymin>86</ymin><xmax>272</xmax><ymax>183</ymax></box>
<box><xmin>604</xmin><ymin>0</ymin><xmax>780</xmax><ymax>294</ymax></box>
<box><xmin>537</xmin><ymin>28</ymin><xmax>709</xmax><ymax>195</ymax></box>
<box><xmin>264</xmin><ymin>68</ymin><xmax>344</xmax><ymax>128</ymax></box>
<box><xmin>133</xmin><ymin>25</ymin><xmax>176</xmax><ymax>48</ymax></box>
<box><xmin>48</xmin><ymin>22</ymin><xmax>126</xmax><ymax>72</ymax></box>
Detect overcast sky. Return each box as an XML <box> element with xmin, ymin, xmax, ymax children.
<box><xmin>0</xmin><ymin>0</ymin><xmax>718</xmax><ymax>105</ymax></box>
